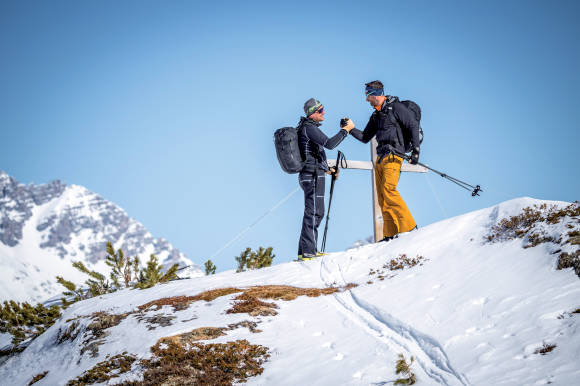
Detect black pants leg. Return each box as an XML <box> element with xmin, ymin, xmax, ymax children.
<box><xmin>298</xmin><ymin>169</ymin><xmax>326</xmax><ymax>256</ymax></box>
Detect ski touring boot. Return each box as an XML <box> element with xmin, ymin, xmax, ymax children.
<box><xmin>297</xmin><ymin>253</ymin><xmax>317</xmax><ymax>261</ymax></box>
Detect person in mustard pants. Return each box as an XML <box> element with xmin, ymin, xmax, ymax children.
<box><xmin>346</xmin><ymin>80</ymin><xmax>421</xmax><ymax>241</ymax></box>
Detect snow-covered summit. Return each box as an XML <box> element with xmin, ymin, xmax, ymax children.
<box><xmin>1</xmin><ymin>197</ymin><xmax>578</xmax><ymax>385</ymax></box>
<box><xmin>0</xmin><ymin>171</ymin><xmax>203</xmax><ymax>303</ymax></box>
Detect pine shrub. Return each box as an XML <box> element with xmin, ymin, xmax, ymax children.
<box><xmin>72</xmin><ymin>261</ymin><xmax>113</xmax><ymax>297</ymax></box>
<box><xmin>105</xmin><ymin>242</ymin><xmax>140</xmax><ymax>288</ymax></box>
<box><xmin>204</xmin><ymin>259</ymin><xmax>217</xmax><ymax>275</ymax></box>
<box><xmin>56</xmin><ymin>276</ymin><xmax>87</xmax><ymax>308</ymax></box>
<box><xmin>135</xmin><ymin>254</ymin><xmax>178</xmax><ymax>289</ymax></box>
<box><xmin>235</xmin><ymin>247</ymin><xmax>275</xmax><ymax>272</ymax></box>
<box><xmin>0</xmin><ymin>301</ymin><xmax>61</xmax><ymax>348</ymax></box>
<box><xmin>394</xmin><ymin>354</ymin><xmax>416</xmax><ymax>385</ymax></box>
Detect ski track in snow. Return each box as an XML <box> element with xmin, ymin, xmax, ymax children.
<box><xmin>318</xmin><ymin>255</ymin><xmax>470</xmax><ymax>386</ymax></box>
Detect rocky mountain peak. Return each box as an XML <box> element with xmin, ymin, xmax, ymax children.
<box><xmin>0</xmin><ymin>171</ymin><xmax>202</xmax><ymax>303</ymax></box>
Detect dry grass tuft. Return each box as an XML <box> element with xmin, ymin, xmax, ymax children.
<box><xmin>557</xmin><ymin>250</ymin><xmax>580</xmax><ymax>276</ymax></box>
<box><xmin>240</xmin><ymin>285</ymin><xmax>342</xmax><ymax>301</ymax></box>
<box><xmin>138</xmin><ymin>288</ymin><xmax>242</xmax><ymax>312</ymax></box>
<box><xmin>80</xmin><ymin>312</ymin><xmax>130</xmax><ymax>358</ymax></box>
<box><xmin>66</xmin><ymin>352</ymin><xmax>136</xmax><ymax>385</ymax></box>
<box><xmin>133</xmin><ymin>339</ymin><xmax>269</xmax><ymax>385</ymax></box>
<box><xmin>87</xmin><ymin>311</ymin><xmax>129</xmax><ymax>332</ymax></box>
<box><xmin>386</xmin><ymin>254</ymin><xmax>425</xmax><ymax>271</ymax></box>
<box><xmin>156</xmin><ymin>321</ymin><xmax>263</xmax><ymax>350</ymax></box>
<box><xmin>487</xmin><ymin>203</ymin><xmax>579</xmax><ymax>244</ymax></box>
<box><xmin>566</xmin><ymin>230</ymin><xmax>580</xmax><ymax>245</ymax></box>
<box><xmin>28</xmin><ymin>371</ymin><xmax>48</xmax><ymax>385</ymax></box>
<box><xmin>227</xmin><ymin>298</ymin><xmax>279</xmax><ymax>317</ymax></box>
<box><xmin>137</xmin><ymin>285</ymin><xmax>357</xmax><ymax>318</ymax></box>
<box><xmin>486</xmin><ymin>203</ymin><xmax>580</xmax><ymax>278</ymax></box>
<box><xmin>367</xmin><ymin>255</ymin><xmax>424</xmax><ymax>283</ymax></box>
<box><xmin>190</xmin><ymin>287</ymin><xmax>244</xmax><ymax>302</ymax></box>
<box><xmin>56</xmin><ymin>320</ymin><xmax>81</xmax><ymax>344</ymax></box>
<box><xmin>160</xmin><ymin>327</ymin><xmax>227</xmax><ymax>347</ymax></box>
<box><xmin>525</xmin><ymin>234</ymin><xmax>559</xmax><ymax>248</ymax></box>
<box><xmin>225</xmin><ymin>284</ymin><xmax>357</xmax><ymax>316</ymax></box>
<box><xmin>534</xmin><ymin>342</ymin><xmax>557</xmax><ymax>355</ymax></box>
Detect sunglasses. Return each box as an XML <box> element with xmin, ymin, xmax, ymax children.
<box><xmin>315</xmin><ymin>107</ymin><xmax>324</xmax><ymax>114</ymax></box>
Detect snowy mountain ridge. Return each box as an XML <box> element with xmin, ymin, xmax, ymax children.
<box><xmin>0</xmin><ymin>197</ymin><xmax>579</xmax><ymax>385</ymax></box>
<box><xmin>0</xmin><ymin>170</ymin><xmax>203</xmax><ymax>303</ymax></box>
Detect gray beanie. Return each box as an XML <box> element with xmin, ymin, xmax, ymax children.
<box><xmin>304</xmin><ymin>98</ymin><xmax>322</xmax><ymax>117</ymax></box>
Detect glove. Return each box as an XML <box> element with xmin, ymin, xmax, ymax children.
<box><xmin>327</xmin><ymin>167</ymin><xmax>340</xmax><ymax>179</ymax></box>
<box><xmin>340</xmin><ymin>118</ymin><xmax>354</xmax><ymax>132</ymax></box>
<box><xmin>410</xmin><ymin>147</ymin><xmax>420</xmax><ymax>165</ymax></box>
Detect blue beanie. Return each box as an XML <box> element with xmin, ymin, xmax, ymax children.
<box><xmin>365</xmin><ymin>85</ymin><xmax>384</xmax><ymax>97</ymax></box>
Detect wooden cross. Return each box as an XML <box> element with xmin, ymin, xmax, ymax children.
<box><xmin>327</xmin><ymin>138</ymin><xmax>427</xmax><ymax>242</ymax></box>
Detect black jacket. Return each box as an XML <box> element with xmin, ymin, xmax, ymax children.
<box><xmin>350</xmin><ymin>96</ymin><xmax>420</xmax><ymax>156</ymax></box>
<box><xmin>298</xmin><ymin>117</ymin><xmax>348</xmax><ymax>172</ymax></box>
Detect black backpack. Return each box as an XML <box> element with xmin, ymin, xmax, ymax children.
<box><xmin>388</xmin><ymin>98</ymin><xmax>424</xmax><ymax>153</ymax></box>
<box><xmin>274</xmin><ymin>125</ymin><xmax>305</xmax><ymax>174</ymax></box>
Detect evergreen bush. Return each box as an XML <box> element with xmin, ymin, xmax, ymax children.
<box><xmin>104</xmin><ymin>242</ymin><xmax>140</xmax><ymax>288</ymax></box>
<box><xmin>394</xmin><ymin>354</ymin><xmax>416</xmax><ymax>385</ymax></box>
<box><xmin>135</xmin><ymin>254</ymin><xmax>178</xmax><ymax>289</ymax></box>
<box><xmin>204</xmin><ymin>259</ymin><xmax>217</xmax><ymax>275</ymax></box>
<box><xmin>0</xmin><ymin>301</ymin><xmax>61</xmax><ymax>348</ymax></box>
<box><xmin>235</xmin><ymin>247</ymin><xmax>275</xmax><ymax>272</ymax></box>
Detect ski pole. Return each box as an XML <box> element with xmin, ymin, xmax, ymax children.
<box><xmin>321</xmin><ymin>151</ymin><xmax>347</xmax><ymax>252</ymax></box>
<box><xmin>397</xmin><ymin>152</ymin><xmax>482</xmax><ymax>197</ymax></box>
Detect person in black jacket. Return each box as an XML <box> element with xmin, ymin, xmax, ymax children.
<box><xmin>345</xmin><ymin>81</ymin><xmax>420</xmax><ymax>241</ymax></box>
<box><xmin>297</xmin><ymin>98</ymin><xmax>353</xmax><ymax>260</ymax></box>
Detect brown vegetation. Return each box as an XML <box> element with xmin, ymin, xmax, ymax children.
<box><xmin>160</xmin><ymin>327</ymin><xmax>227</xmax><ymax>346</ymax></box>
<box><xmin>57</xmin><ymin>311</ymin><xmax>130</xmax><ymax>358</ymax></box>
<box><xmin>225</xmin><ymin>284</ymin><xmax>357</xmax><ymax>316</ymax></box>
<box><xmin>138</xmin><ymin>288</ymin><xmax>243</xmax><ymax>312</ymax></box>
<box><xmin>66</xmin><ymin>353</ymin><xmax>136</xmax><ymax>385</ymax></box>
<box><xmin>486</xmin><ymin>203</ymin><xmax>580</xmax><ymax>278</ymax></box>
<box><xmin>28</xmin><ymin>371</ymin><xmax>48</xmax><ymax>385</ymax></box>
<box><xmin>227</xmin><ymin>298</ymin><xmax>279</xmax><ymax>316</ymax></box>
<box><xmin>387</xmin><ymin>254</ymin><xmax>425</xmax><ymax>271</ymax></box>
<box><xmin>534</xmin><ymin>342</ymin><xmax>557</xmax><ymax>355</ymax></box>
<box><xmin>81</xmin><ymin>312</ymin><xmax>130</xmax><ymax>358</ymax></box>
<box><xmin>131</xmin><ymin>339</ymin><xmax>269</xmax><ymax>385</ymax></box>
<box><xmin>567</xmin><ymin>230</ymin><xmax>580</xmax><ymax>245</ymax></box>
<box><xmin>487</xmin><ymin>203</ymin><xmax>579</xmax><ymax>244</ymax></box>
<box><xmin>557</xmin><ymin>250</ymin><xmax>580</xmax><ymax>276</ymax></box>
<box><xmin>156</xmin><ymin>321</ymin><xmax>263</xmax><ymax>349</ymax></box>
<box><xmin>56</xmin><ymin>320</ymin><xmax>81</xmax><ymax>344</ymax></box>
<box><xmin>368</xmin><ymin>254</ymin><xmax>425</xmax><ymax>283</ymax></box>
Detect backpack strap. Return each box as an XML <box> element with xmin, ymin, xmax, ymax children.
<box><xmin>384</xmin><ymin>99</ymin><xmax>405</xmax><ymax>148</ymax></box>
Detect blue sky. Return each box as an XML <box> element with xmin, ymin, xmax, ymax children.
<box><xmin>1</xmin><ymin>0</ymin><xmax>579</xmax><ymax>272</ymax></box>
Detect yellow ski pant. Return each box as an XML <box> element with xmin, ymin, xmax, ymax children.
<box><xmin>375</xmin><ymin>155</ymin><xmax>416</xmax><ymax>238</ymax></box>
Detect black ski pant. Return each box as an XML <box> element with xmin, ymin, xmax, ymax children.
<box><xmin>298</xmin><ymin>169</ymin><xmax>326</xmax><ymax>256</ymax></box>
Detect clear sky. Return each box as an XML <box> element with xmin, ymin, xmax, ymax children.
<box><xmin>1</xmin><ymin>0</ymin><xmax>579</xmax><ymax>272</ymax></box>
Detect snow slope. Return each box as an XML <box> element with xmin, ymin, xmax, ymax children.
<box><xmin>1</xmin><ymin>197</ymin><xmax>579</xmax><ymax>385</ymax></box>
